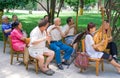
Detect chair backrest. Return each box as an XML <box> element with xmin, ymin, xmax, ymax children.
<box><xmin>2</xmin><ymin>31</ymin><xmax>7</xmax><ymax>41</ymax></box>
<box><xmin>81</xmin><ymin>39</ymin><xmax>85</xmax><ymax>52</ymax></box>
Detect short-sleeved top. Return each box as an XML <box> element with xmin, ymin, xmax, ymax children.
<box><xmin>63</xmin><ymin>24</ymin><xmax>75</xmax><ymax>36</ymax></box>
<box><xmin>29</xmin><ymin>26</ymin><xmax>46</xmax><ymax>49</ymax></box>
<box><xmin>10</xmin><ymin>29</ymin><xmax>25</xmax><ymax>51</ymax></box>
<box><xmin>85</xmin><ymin>34</ymin><xmax>103</xmax><ymax>58</ymax></box>
<box><xmin>47</xmin><ymin>25</ymin><xmax>63</xmax><ymax>41</ymax></box>
<box><xmin>2</xmin><ymin>23</ymin><xmax>12</xmax><ymax>37</ymax></box>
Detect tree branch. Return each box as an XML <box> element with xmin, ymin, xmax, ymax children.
<box><xmin>34</xmin><ymin>0</ymin><xmax>48</xmax><ymax>12</ymax></box>
<box><xmin>57</xmin><ymin>0</ymin><xmax>64</xmax><ymax>17</ymax></box>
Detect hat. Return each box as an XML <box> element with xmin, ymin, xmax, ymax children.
<box><xmin>2</xmin><ymin>15</ymin><xmax>9</xmax><ymax>20</ymax></box>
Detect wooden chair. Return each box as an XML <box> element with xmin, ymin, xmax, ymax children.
<box><xmin>2</xmin><ymin>32</ymin><xmax>9</xmax><ymax>53</ymax></box>
<box><xmin>8</xmin><ymin>36</ymin><xmax>24</xmax><ymax>65</ymax></box>
<box><xmin>26</xmin><ymin>56</ymin><xmax>39</xmax><ymax>74</ymax></box>
<box><xmin>81</xmin><ymin>39</ymin><xmax>104</xmax><ymax>76</ymax></box>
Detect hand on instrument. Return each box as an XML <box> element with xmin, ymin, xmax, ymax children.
<box><xmin>101</xmin><ymin>39</ymin><xmax>105</xmax><ymax>45</ymax></box>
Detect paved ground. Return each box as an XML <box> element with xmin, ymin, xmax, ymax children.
<box><xmin>0</xmin><ymin>41</ymin><xmax>120</xmax><ymax>78</ymax></box>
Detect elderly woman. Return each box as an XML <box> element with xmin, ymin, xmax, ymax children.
<box><xmin>10</xmin><ymin>21</ymin><xmax>29</xmax><ymax>65</ymax></box>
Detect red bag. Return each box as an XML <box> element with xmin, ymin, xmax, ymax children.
<box><xmin>74</xmin><ymin>52</ymin><xmax>89</xmax><ymax>69</ymax></box>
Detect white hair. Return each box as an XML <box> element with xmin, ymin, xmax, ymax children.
<box><xmin>2</xmin><ymin>15</ymin><xmax>8</xmax><ymax>20</ymax></box>
<box><xmin>54</xmin><ymin>18</ymin><xmax>60</xmax><ymax>23</ymax></box>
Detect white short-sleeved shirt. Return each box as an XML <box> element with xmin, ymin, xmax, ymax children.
<box><xmin>47</xmin><ymin>25</ymin><xmax>63</xmax><ymax>41</ymax></box>
<box><xmin>85</xmin><ymin>34</ymin><xmax>103</xmax><ymax>58</ymax></box>
<box><xmin>63</xmin><ymin>24</ymin><xmax>75</xmax><ymax>36</ymax></box>
<box><xmin>28</xmin><ymin>26</ymin><xmax>50</xmax><ymax>57</ymax></box>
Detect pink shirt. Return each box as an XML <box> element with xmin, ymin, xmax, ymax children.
<box><xmin>10</xmin><ymin>29</ymin><xmax>26</xmax><ymax>52</ymax></box>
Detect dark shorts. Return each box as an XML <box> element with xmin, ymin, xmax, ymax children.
<box><xmin>101</xmin><ymin>52</ymin><xmax>110</xmax><ymax>59</ymax></box>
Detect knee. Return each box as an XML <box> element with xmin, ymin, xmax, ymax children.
<box><xmin>37</xmin><ymin>55</ymin><xmax>44</xmax><ymax>61</ymax></box>
<box><xmin>55</xmin><ymin>47</ymin><xmax>60</xmax><ymax>52</ymax></box>
<box><xmin>68</xmin><ymin>46</ymin><xmax>73</xmax><ymax>52</ymax></box>
<box><xmin>108</xmin><ymin>55</ymin><xmax>113</xmax><ymax>62</ymax></box>
<box><xmin>49</xmin><ymin>51</ymin><xmax>55</xmax><ymax>57</ymax></box>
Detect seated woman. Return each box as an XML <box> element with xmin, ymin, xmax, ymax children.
<box><xmin>10</xmin><ymin>21</ymin><xmax>29</xmax><ymax>65</ymax></box>
<box><xmin>28</xmin><ymin>19</ymin><xmax>55</xmax><ymax>75</ymax></box>
<box><xmin>85</xmin><ymin>22</ymin><xmax>120</xmax><ymax>73</ymax></box>
<box><xmin>103</xmin><ymin>20</ymin><xmax>118</xmax><ymax>61</ymax></box>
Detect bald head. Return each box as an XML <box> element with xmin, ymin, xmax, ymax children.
<box><xmin>54</xmin><ymin>18</ymin><xmax>61</xmax><ymax>26</ymax></box>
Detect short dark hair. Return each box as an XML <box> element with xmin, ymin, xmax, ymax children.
<box><xmin>66</xmin><ymin>17</ymin><xmax>72</xmax><ymax>24</ymax></box>
<box><xmin>44</xmin><ymin>15</ymin><xmax>48</xmax><ymax>19</ymax></box>
<box><xmin>11</xmin><ymin>21</ymin><xmax>20</xmax><ymax>29</ymax></box>
<box><xmin>12</xmin><ymin>14</ymin><xmax>17</xmax><ymax>18</ymax></box>
<box><xmin>38</xmin><ymin>19</ymin><xmax>48</xmax><ymax>27</ymax></box>
<box><xmin>87</xmin><ymin>22</ymin><xmax>96</xmax><ymax>31</ymax></box>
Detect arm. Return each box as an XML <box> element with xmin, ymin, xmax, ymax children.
<box><xmin>56</xmin><ymin>26</ymin><xmax>66</xmax><ymax>37</ymax></box>
<box><xmin>4</xmin><ymin>29</ymin><xmax>12</xmax><ymax>33</ymax></box>
<box><xmin>31</xmin><ymin>37</ymin><xmax>46</xmax><ymax>45</ymax></box>
<box><xmin>64</xmin><ymin>24</ymin><xmax>76</xmax><ymax>35</ymax></box>
<box><xmin>92</xmin><ymin>39</ymin><xmax>104</xmax><ymax>49</ymax></box>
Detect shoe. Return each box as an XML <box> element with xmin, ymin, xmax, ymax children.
<box><xmin>42</xmin><ymin>69</ymin><xmax>54</xmax><ymax>76</ymax></box>
<box><xmin>57</xmin><ymin>64</ymin><xmax>64</xmax><ymax>70</ymax></box>
<box><xmin>49</xmin><ymin>69</ymin><xmax>55</xmax><ymax>74</ymax></box>
<box><xmin>62</xmin><ymin>60</ymin><xmax>70</xmax><ymax>65</ymax></box>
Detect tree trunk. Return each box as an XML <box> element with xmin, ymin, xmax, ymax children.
<box><xmin>0</xmin><ymin>9</ymin><xmax>3</xmax><ymax>24</ymax></box>
<box><xmin>79</xmin><ymin>0</ymin><xmax>84</xmax><ymax>15</ymax></box>
<box><xmin>75</xmin><ymin>0</ymin><xmax>80</xmax><ymax>33</ymax></box>
<box><xmin>50</xmin><ymin>0</ymin><xmax>56</xmax><ymax>24</ymax></box>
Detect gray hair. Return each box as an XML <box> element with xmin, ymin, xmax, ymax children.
<box><xmin>54</xmin><ymin>18</ymin><xmax>60</xmax><ymax>23</ymax></box>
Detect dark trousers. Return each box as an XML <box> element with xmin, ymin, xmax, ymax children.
<box><xmin>107</xmin><ymin>42</ymin><xmax>118</xmax><ymax>56</ymax></box>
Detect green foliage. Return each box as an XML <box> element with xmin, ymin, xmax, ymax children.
<box><xmin>65</xmin><ymin>0</ymin><xmax>79</xmax><ymax>11</ymax></box>
<box><xmin>0</xmin><ymin>0</ymin><xmax>30</xmax><ymax>10</ymax></box>
<box><xmin>65</xmin><ymin>0</ymin><xmax>97</xmax><ymax>11</ymax></box>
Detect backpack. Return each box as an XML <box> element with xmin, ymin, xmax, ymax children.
<box><xmin>74</xmin><ymin>52</ymin><xmax>89</xmax><ymax>70</ymax></box>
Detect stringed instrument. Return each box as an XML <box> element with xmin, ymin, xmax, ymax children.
<box><xmin>93</xmin><ymin>7</ymin><xmax>111</xmax><ymax>52</ymax></box>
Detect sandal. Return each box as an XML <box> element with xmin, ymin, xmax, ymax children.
<box><xmin>49</xmin><ymin>69</ymin><xmax>55</xmax><ymax>74</ymax></box>
<box><xmin>42</xmin><ymin>69</ymin><xmax>54</xmax><ymax>76</ymax></box>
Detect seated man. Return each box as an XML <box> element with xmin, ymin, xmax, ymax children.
<box><xmin>47</xmin><ymin>18</ymin><xmax>74</xmax><ymax>70</ymax></box>
<box><xmin>28</xmin><ymin>19</ymin><xmax>55</xmax><ymax>76</ymax></box>
<box><xmin>1</xmin><ymin>15</ymin><xmax>12</xmax><ymax>38</ymax></box>
<box><xmin>63</xmin><ymin>17</ymin><xmax>78</xmax><ymax>50</ymax></box>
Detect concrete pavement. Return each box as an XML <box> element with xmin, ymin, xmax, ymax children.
<box><xmin>0</xmin><ymin>41</ymin><xmax>120</xmax><ymax>78</ymax></box>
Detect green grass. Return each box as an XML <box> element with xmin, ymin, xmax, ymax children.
<box><xmin>0</xmin><ymin>12</ymin><xmax>120</xmax><ymax>58</ymax></box>
<box><xmin>1</xmin><ymin>12</ymin><xmax>102</xmax><ymax>36</ymax></box>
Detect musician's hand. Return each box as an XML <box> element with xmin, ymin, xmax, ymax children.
<box><xmin>46</xmin><ymin>36</ymin><xmax>51</xmax><ymax>41</ymax></box>
<box><xmin>101</xmin><ymin>39</ymin><xmax>105</xmax><ymax>45</ymax></box>
<box><xmin>108</xmin><ymin>36</ymin><xmax>112</xmax><ymax>42</ymax></box>
<box><xmin>70</xmin><ymin>24</ymin><xmax>75</xmax><ymax>29</ymax></box>
<box><xmin>56</xmin><ymin>26</ymin><xmax>61</xmax><ymax>30</ymax></box>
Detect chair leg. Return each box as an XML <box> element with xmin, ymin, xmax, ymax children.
<box><xmin>96</xmin><ymin>61</ymin><xmax>100</xmax><ymax>76</ymax></box>
<box><xmin>26</xmin><ymin>62</ymin><xmax>28</xmax><ymax>70</ymax></box>
<box><xmin>3</xmin><ymin>41</ymin><xmax>7</xmax><ymax>53</ymax></box>
<box><xmin>10</xmin><ymin>53</ymin><xmax>13</xmax><ymax>65</ymax></box>
<box><xmin>35</xmin><ymin>60</ymin><xmax>38</xmax><ymax>74</ymax></box>
<box><xmin>17</xmin><ymin>53</ymin><xmax>19</xmax><ymax>61</ymax></box>
<box><xmin>101</xmin><ymin>60</ymin><xmax>104</xmax><ymax>72</ymax></box>
<box><xmin>80</xmin><ymin>68</ymin><xmax>83</xmax><ymax>73</ymax></box>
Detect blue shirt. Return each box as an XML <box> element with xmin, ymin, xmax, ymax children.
<box><xmin>2</xmin><ymin>23</ymin><xmax>12</xmax><ymax>37</ymax></box>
